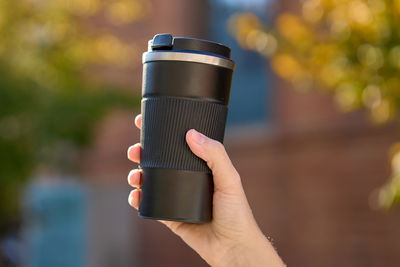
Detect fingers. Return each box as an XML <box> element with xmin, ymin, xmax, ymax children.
<box><xmin>127</xmin><ymin>143</ymin><xmax>141</xmax><ymax>163</ymax></box>
<box><xmin>127</xmin><ymin>169</ymin><xmax>143</xmax><ymax>188</ymax></box>
<box><xmin>185</xmin><ymin>129</ymin><xmax>241</xmax><ymax>193</ymax></box>
<box><xmin>128</xmin><ymin>189</ymin><xmax>141</xmax><ymax>210</ymax></box>
<box><xmin>128</xmin><ymin>114</ymin><xmax>143</xmax><ymax>210</ymax></box>
<box><xmin>134</xmin><ymin>114</ymin><xmax>142</xmax><ymax>129</ymax></box>
<box><xmin>128</xmin><ymin>114</ymin><xmax>142</xmax><ymax>163</ymax></box>
<box><xmin>127</xmin><ymin>169</ymin><xmax>143</xmax><ymax>210</ymax></box>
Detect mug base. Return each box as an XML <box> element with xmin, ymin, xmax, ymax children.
<box><xmin>138</xmin><ymin>214</ymin><xmax>207</xmax><ymax>224</ymax></box>
<box><xmin>138</xmin><ymin>167</ymin><xmax>213</xmax><ymax>223</ymax></box>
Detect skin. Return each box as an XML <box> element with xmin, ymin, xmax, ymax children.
<box><xmin>127</xmin><ymin>114</ymin><xmax>285</xmax><ymax>267</ymax></box>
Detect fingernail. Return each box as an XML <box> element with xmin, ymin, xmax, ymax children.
<box><xmin>190</xmin><ymin>129</ymin><xmax>206</xmax><ymax>145</ymax></box>
<box><xmin>127</xmin><ymin>146</ymin><xmax>134</xmax><ymax>159</ymax></box>
<box><xmin>128</xmin><ymin>190</ymin><xmax>136</xmax><ymax>207</ymax></box>
<box><xmin>127</xmin><ymin>170</ymin><xmax>135</xmax><ymax>184</ymax></box>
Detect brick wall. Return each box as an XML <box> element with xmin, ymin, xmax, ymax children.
<box><xmin>228</xmin><ymin>121</ymin><xmax>400</xmax><ymax>267</ymax></box>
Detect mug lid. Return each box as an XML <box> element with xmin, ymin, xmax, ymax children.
<box><xmin>148</xmin><ymin>33</ymin><xmax>231</xmax><ymax>59</ymax></box>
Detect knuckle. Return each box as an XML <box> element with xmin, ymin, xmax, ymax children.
<box><xmin>211</xmin><ymin>140</ymin><xmax>226</xmax><ymax>154</ymax></box>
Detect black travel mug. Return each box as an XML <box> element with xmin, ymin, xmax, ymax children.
<box><xmin>138</xmin><ymin>33</ymin><xmax>235</xmax><ymax>223</ymax></box>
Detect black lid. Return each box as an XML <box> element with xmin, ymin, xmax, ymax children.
<box><xmin>148</xmin><ymin>33</ymin><xmax>231</xmax><ymax>59</ymax></box>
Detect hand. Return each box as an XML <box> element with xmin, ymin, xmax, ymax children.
<box><xmin>127</xmin><ymin>114</ymin><xmax>285</xmax><ymax>267</ymax></box>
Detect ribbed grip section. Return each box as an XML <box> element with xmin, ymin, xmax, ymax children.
<box><xmin>140</xmin><ymin>97</ymin><xmax>228</xmax><ymax>173</ymax></box>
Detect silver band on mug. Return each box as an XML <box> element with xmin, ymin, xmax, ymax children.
<box><xmin>143</xmin><ymin>52</ymin><xmax>235</xmax><ymax>70</ymax></box>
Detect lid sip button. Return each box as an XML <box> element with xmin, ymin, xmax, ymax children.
<box><xmin>150</xmin><ymin>33</ymin><xmax>173</xmax><ymax>50</ymax></box>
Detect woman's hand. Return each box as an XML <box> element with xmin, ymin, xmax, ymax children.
<box><xmin>127</xmin><ymin>114</ymin><xmax>285</xmax><ymax>267</ymax></box>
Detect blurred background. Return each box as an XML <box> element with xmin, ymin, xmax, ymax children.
<box><xmin>1</xmin><ymin>0</ymin><xmax>400</xmax><ymax>266</ymax></box>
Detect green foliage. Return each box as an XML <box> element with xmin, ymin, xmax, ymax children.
<box><xmin>0</xmin><ymin>0</ymin><xmax>146</xmax><ymax>230</ymax></box>
<box><xmin>0</xmin><ymin>65</ymin><xmax>139</xmax><ymax>231</ymax></box>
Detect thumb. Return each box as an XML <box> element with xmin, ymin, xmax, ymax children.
<box><xmin>186</xmin><ymin>129</ymin><xmax>242</xmax><ymax>193</ymax></box>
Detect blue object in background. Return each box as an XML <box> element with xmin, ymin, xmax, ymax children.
<box><xmin>209</xmin><ymin>0</ymin><xmax>271</xmax><ymax>126</ymax></box>
<box><xmin>23</xmin><ymin>178</ymin><xmax>86</xmax><ymax>267</ymax></box>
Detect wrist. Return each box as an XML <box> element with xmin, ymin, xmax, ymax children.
<box><xmin>216</xmin><ymin>230</ymin><xmax>285</xmax><ymax>267</ymax></box>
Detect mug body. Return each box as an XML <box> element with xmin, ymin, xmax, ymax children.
<box><xmin>139</xmin><ymin>34</ymin><xmax>234</xmax><ymax>223</ymax></box>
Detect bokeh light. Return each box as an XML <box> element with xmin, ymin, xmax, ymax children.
<box><xmin>230</xmin><ymin>0</ymin><xmax>400</xmax><ymax>208</ymax></box>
